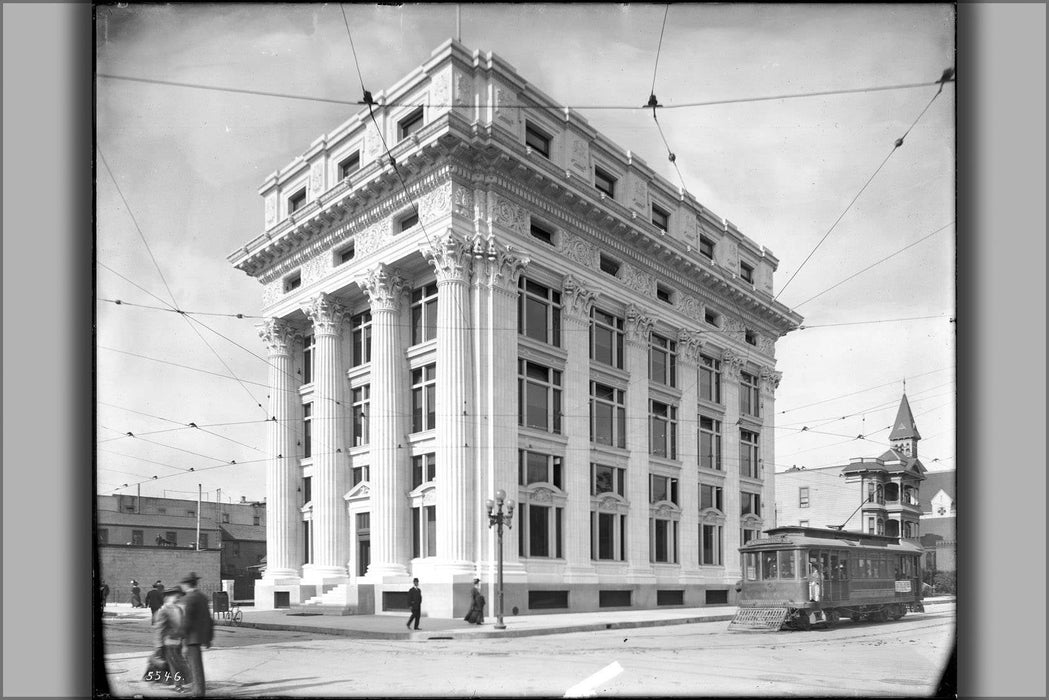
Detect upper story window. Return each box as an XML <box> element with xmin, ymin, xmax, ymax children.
<box><xmin>699</xmin><ymin>415</ymin><xmax>722</xmax><ymax>471</ymax></box>
<box><xmin>590</xmin><ymin>308</ymin><xmax>624</xmax><ymax>369</ymax></box>
<box><xmin>699</xmin><ymin>235</ymin><xmax>715</xmax><ymax>260</ymax></box>
<box><xmin>519</xmin><ymin>360</ymin><xmax>563</xmax><ymax>434</ymax></box>
<box><xmin>284</xmin><ymin>273</ymin><xmax>302</xmax><ymax>293</ymax></box>
<box><xmin>288</xmin><ymin>187</ymin><xmax>307</xmax><ymax>214</ymax></box>
<box><xmin>410</xmin><ymin>282</ymin><xmax>438</xmax><ymax>345</ymax></box>
<box><xmin>590</xmin><ymin>381</ymin><xmax>626</xmax><ymax>448</ymax></box>
<box><xmin>740</xmin><ymin>261</ymin><xmax>755</xmax><ymax>284</ymax></box>
<box><xmin>525</xmin><ymin>122</ymin><xmax>551</xmax><ymax>158</ymax></box>
<box><xmin>699</xmin><ymin>354</ymin><xmax>722</xmax><ymax>403</ymax></box>
<box><xmin>649</xmin><ymin>474</ymin><xmax>679</xmax><ymax>505</ymax></box>
<box><xmin>745</xmin><ymin>330</ymin><xmax>757</xmax><ymax>346</ymax></box>
<box><xmin>302</xmin><ymin>333</ymin><xmax>314</xmax><ymax>384</ymax></box>
<box><xmin>519</xmin><ymin>450</ymin><xmax>563</xmax><ymax>489</ymax></box>
<box><xmin>649</xmin><ymin>400</ymin><xmax>678</xmax><ymax>460</ymax></box>
<box><xmin>704</xmin><ymin>309</ymin><xmax>721</xmax><ymax>327</ymax></box>
<box><xmin>337</xmin><ymin>243</ymin><xmax>355</xmax><ymax>266</ymax></box>
<box><xmin>591</xmin><ymin>463</ymin><xmax>626</xmax><ymax>497</ymax></box>
<box><xmin>350</xmin><ymin>311</ymin><xmax>372</xmax><ymax>367</ymax></box>
<box><xmin>398</xmin><ymin>107</ymin><xmax>425</xmax><ymax>140</ymax></box>
<box><xmin>412</xmin><ymin>453</ymin><xmax>436</xmax><ymax>489</ymax></box>
<box><xmin>302</xmin><ymin>402</ymin><xmax>313</xmax><ymax>459</ymax></box>
<box><xmin>741</xmin><ymin>491</ymin><xmax>762</xmax><ymax>517</ymax></box>
<box><xmin>799</xmin><ymin>487</ymin><xmax>810</xmax><ymax>508</ymax></box>
<box><xmin>740</xmin><ymin>372</ymin><xmax>761</xmax><ymax>418</ymax></box>
<box><xmin>594</xmin><ymin>166</ymin><xmax>617</xmax><ymax>198</ymax></box>
<box><xmin>351</xmin><ymin>465</ymin><xmax>368</xmax><ymax>487</ymax></box>
<box><xmin>740</xmin><ymin>429</ymin><xmax>760</xmax><ymax>479</ymax></box>
<box><xmin>599</xmin><ymin>254</ymin><xmax>621</xmax><ymax>277</ymax></box>
<box><xmin>338</xmin><ymin>151</ymin><xmax>361</xmax><ymax>180</ymax></box>
<box><xmin>398</xmin><ymin>211</ymin><xmax>420</xmax><ymax>233</ymax></box>
<box><xmin>700</xmin><ymin>483</ymin><xmax>723</xmax><ymax>511</ymax></box>
<box><xmin>518</xmin><ymin>278</ymin><xmax>561</xmax><ymax>347</ymax></box>
<box><xmin>656</xmin><ymin>284</ymin><xmax>673</xmax><ymax>304</ymax></box>
<box><xmin>529</xmin><ymin>219</ymin><xmax>555</xmax><ymax>245</ymax></box>
<box><xmin>651</xmin><ymin>203</ymin><xmax>670</xmax><ymax>231</ymax></box>
<box><xmin>649</xmin><ymin>333</ymin><xmax>677</xmax><ymax>387</ymax></box>
<box><xmin>411</xmin><ymin>364</ymin><xmax>436</xmax><ymax>433</ymax></box>
<box><xmin>351</xmin><ymin>385</ymin><xmax>369</xmax><ymax>446</ymax></box>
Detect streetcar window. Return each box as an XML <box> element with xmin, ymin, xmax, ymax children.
<box><xmin>744</xmin><ymin>553</ymin><xmax>759</xmax><ymax>581</ymax></box>
<box><xmin>778</xmin><ymin>550</ymin><xmax>797</xmax><ymax>579</ymax></box>
<box><xmin>854</xmin><ymin>557</ymin><xmax>867</xmax><ymax>579</ymax></box>
<box><xmin>829</xmin><ymin>552</ymin><xmax>842</xmax><ymax>580</ymax></box>
<box><xmin>761</xmin><ymin>551</ymin><xmax>778</xmax><ymax>580</ymax></box>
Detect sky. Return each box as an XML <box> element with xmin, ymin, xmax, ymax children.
<box><xmin>95</xmin><ymin>4</ymin><xmax>956</xmax><ymax>505</ymax></box>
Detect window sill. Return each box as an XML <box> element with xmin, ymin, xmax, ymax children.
<box><xmin>407</xmin><ymin>340</ymin><xmax>437</xmax><ymax>363</ymax></box>
<box><xmin>518</xmin><ymin>336</ymin><xmax>568</xmax><ymax>367</ymax></box>
<box><xmin>697</xmin><ymin>398</ymin><xmax>725</xmax><ymax>415</ymax></box>
<box><xmin>519</xmin><ymin>427</ymin><xmax>569</xmax><ymax>449</ymax></box>
<box><xmin>346</xmin><ymin>363</ymin><xmax>371</xmax><ymax>383</ymax></box>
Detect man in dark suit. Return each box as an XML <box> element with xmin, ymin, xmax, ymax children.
<box><xmin>144</xmin><ymin>582</ymin><xmax>165</xmax><ymax>621</ymax></box>
<box><xmin>406</xmin><ymin>578</ymin><xmax>422</xmax><ymax>630</ymax></box>
<box><xmin>179</xmin><ymin>572</ymin><xmax>214</xmax><ymax>696</ymax></box>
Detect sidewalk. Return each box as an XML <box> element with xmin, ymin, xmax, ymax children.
<box><xmin>103</xmin><ymin>597</ymin><xmax>954</xmax><ymax>640</ymax></box>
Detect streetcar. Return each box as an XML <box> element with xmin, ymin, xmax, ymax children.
<box><xmin>730</xmin><ymin>526</ymin><xmax>925</xmax><ymax>631</ymax></box>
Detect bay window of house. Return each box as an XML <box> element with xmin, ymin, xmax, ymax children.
<box><xmin>650</xmin><ymin>474</ymin><xmax>679</xmax><ymax>505</ymax></box>
<box><xmin>410</xmin><ymin>283</ymin><xmax>438</xmax><ymax>345</ymax></box>
<box><xmin>519</xmin><ymin>503</ymin><xmax>563</xmax><ymax>558</ymax></box>
<box><xmin>350</xmin><ymin>311</ymin><xmax>372</xmax><ymax>367</ymax></box>
<box><xmin>699</xmin><ymin>523</ymin><xmax>723</xmax><ymax>565</ymax></box>
<box><xmin>412</xmin><ymin>453</ymin><xmax>437</xmax><ymax>489</ymax></box>
<box><xmin>411</xmin><ymin>364</ymin><xmax>436</xmax><ymax>433</ymax></box>
<box><xmin>649</xmin><ymin>333</ymin><xmax>677</xmax><ymax>387</ymax></box>
<box><xmin>590</xmin><ymin>308</ymin><xmax>624</xmax><ymax>369</ymax></box>
<box><xmin>350</xmin><ymin>466</ymin><xmax>368</xmax><ymax>487</ymax></box>
<box><xmin>519</xmin><ymin>360</ymin><xmax>562</xmax><ymax>433</ymax></box>
<box><xmin>739</xmin><ymin>429</ymin><xmax>760</xmax><ymax>479</ymax></box>
<box><xmin>518</xmin><ymin>278</ymin><xmax>562</xmax><ymax>346</ymax></box>
<box><xmin>590</xmin><ymin>382</ymin><xmax>626</xmax><ymax>448</ymax></box>
<box><xmin>740</xmin><ymin>371</ymin><xmax>760</xmax><ymax>418</ymax></box>
<box><xmin>351</xmin><ymin>386</ymin><xmax>369</xmax><ymax>446</ymax></box>
<box><xmin>649</xmin><ymin>400</ymin><xmax>678</xmax><ymax>459</ymax></box>
<box><xmin>302</xmin><ymin>333</ymin><xmax>314</xmax><ymax>384</ymax></box>
<box><xmin>867</xmin><ymin>516</ymin><xmax>876</xmax><ymax>534</ymax></box>
<box><xmin>591</xmin><ymin>463</ymin><xmax>626</xmax><ymax>497</ymax></box>
<box><xmin>302</xmin><ymin>403</ymin><xmax>312</xmax><ymax>459</ymax></box>
<box><xmin>412</xmin><ymin>504</ymin><xmax>437</xmax><ymax>559</ymax></box>
<box><xmin>699</xmin><ymin>354</ymin><xmax>722</xmax><ymax>403</ymax></box>
<box><xmin>741</xmin><ymin>491</ymin><xmax>762</xmax><ymax>517</ymax></box>
<box><xmin>650</xmin><ymin>517</ymin><xmax>679</xmax><ymax>564</ymax></box>
<box><xmin>700</xmin><ymin>483</ymin><xmax>723</xmax><ymax>512</ymax></box>
<box><xmin>699</xmin><ymin>415</ymin><xmax>722</xmax><ymax>470</ymax></box>
<box><xmin>799</xmin><ymin>486</ymin><xmax>810</xmax><ymax>508</ymax></box>
<box><xmin>519</xmin><ymin>451</ymin><xmax>563</xmax><ymax>490</ymax></box>
<box><xmin>591</xmin><ymin>511</ymin><xmax>627</xmax><ymax>561</ymax></box>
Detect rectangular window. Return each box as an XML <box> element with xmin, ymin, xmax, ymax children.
<box><xmin>351</xmin><ymin>385</ymin><xmax>370</xmax><ymax>446</ymax></box>
<box><xmin>351</xmin><ymin>466</ymin><xmax>369</xmax><ymax>487</ymax></box>
<box><xmin>302</xmin><ymin>333</ymin><xmax>314</xmax><ymax>384</ymax></box>
<box><xmin>165</xmin><ymin>531</ymin><xmax>177</xmax><ymax>546</ymax></box>
<box><xmin>518</xmin><ymin>360</ymin><xmax>563</xmax><ymax>433</ymax></box>
<box><xmin>590</xmin><ymin>381</ymin><xmax>626</xmax><ymax>448</ymax></box>
<box><xmin>649</xmin><ymin>334</ymin><xmax>677</xmax><ymax>387</ymax></box>
<box><xmin>412</xmin><ymin>453</ymin><xmax>437</xmax><ymax>489</ymax></box>
<box><xmin>591</xmin><ymin>463</ymin><xmax>626</xmax><ymax>497</ymax></box>
<box><xmin>398</xmin><ymin>107</ymin><xmax>424</xmax><ymax>140</ymax></box>
<box><xmin>302</xmin><ymin>476</ymin><xmax>312</xmax><ymax>503</ymax></box>
<box><xmin>131</xmin><ymin>530</ymin><xmax>143</xmax><ymax>545</ymax></box>
<box><xmin>599</xmin><ymin>254</ymin><xmax>620</xmax><ymax>276</ymax></box>
<box><xmin>527</xmin><ymin>590</ymin><xmax>569</xmax><ymax>610</ymax></box>
<box><xmin>520</xmin><ymin>503</ymin><xmax>563</xmax><ymax>558</ymax></box>
<box><xmin>518</xmin><ymin>278</ymin><xmax>561</xmax><ymax>347</ymax></box>
<box><xmin>530</xmin><ymin>220</ymin><xmax>554</xmax><ymax>245</ymax></box>
<box><xmin>350</xmin><ymin>311</ymin><xmax>372</xmax><ymax>367</ymax></box>
<box><xmin>651</xmin><ymin>518</ymin><xmax>678</xmax><ymax>564</ymax></box>
<box><xmin>700</xmin><ymin>483</ymin><xmax>723</xmax><ymax>512</ymax></box>
<box><xmin>187</xmin><ymin>510</ymin><xmax>195</xmax><ymax>518</ymax></box>
<box><xmin>657</xmin><ymin>590</ymin><xmax>684</xmax><ymax>606</ymax></box>
<box><xmin>303</xmin><ymin>403</ymin><xmax>313</xmax><ymax>458</ymax></box>
<box><xmin>518</xmin><ymin>450</ymin><xmax>563</xmax><ymax>489</ymax></box>
<box><xmin>699</xmin><ymin>415</ymin><xmax>722</xmax><ymax>470</ymax></box>
<box><xmin>288</xmin><ymin>188</ymin><xmax>307</xmax><ymax>214</ymax></box>
<box><xmin>699</xmin><ymin>354</ymin><xmax>722</xmax><ymax>403</ymax></box>
<box><xmin>649</xmin><ymin>400</ymin><xmax>678</xmax><ymax>459</ymax></box>
<box><xmin>699</xmin><ymin>235</ymin><xmax>715</xmax><ymax>260</ymax></box>
<box><xmin>398</xmin><ymin>211</ymin><xmax>420</xmax><ymax>233</ymax></box>
<box><xmin>741</xmin><ymin>491</ymin><xmax>762</xmax><ymax>517</ymax></box>
<box><xmin>590</xmin><ymin>308</ymin><xmax>624</xmax><ymax>369</ymax></box>
<box><xmin>700</xmin><ymin>524</ymin><xmax>723</xmax><ymax>565</ymax></box>
<box><xmin>410</xmin><ymin>282</ymin><xmax>438</xmax><ymax>345</ymax></box>
<box><xmin>337</xmin><ymin>243</ymin><xmax>355</xmax><ymax>265</ymax></box>
<box><xmin>222</xmin><ymin>512</ymin><xmax>230</xmax><ymax>523</ymax></box>
<box><xmin>740</xmin><ymin>372</ymin><xmax>761</xmax><ymax>418</ymax></box>
<box><xmin>799</xmin><ymin>520</ymin><xmax>809</xmax><ymax>527</ymax></box>
<box><xmin>412</xmin><ymin>504</ymin><xmax>438</xmax><ymax>558</ymax></box>
<box><xmin>339</xmin><ymin>151</ymin><xmax>361</xmax><ymax>180</ymax></box>
<box><xmin>741</xmin><ymin>527</ymin><xmax>760</xmax><ymax>545</ymax></box>
<box><xmin>799</xmin><ymin>487</ymin><xmax>810</xmax><ymax>508</ymax></box>
<box><xmin>745</xmin><ymin>329</ymin><xmax>757</xmax><ymax>346</ymax></box>
<box><xmin>199</xmin><ymin>533</ymin><xmax>209</xmax><ymax>550</ymax></box>
<box><xmin>656</xmin><ymin>284</ymin><xmax>673</xmax><ymax>304</ymax></box>
<box><xmin>649</xmin><ymin>474</ymin><xmax>679</xmax><ymax>505</ymax></box>
<box><xmin>599</xmin><ymin>590</ymin><xmax>632</xmax><ymax>608</ymax></box>
<box><xmin>284</xmin><ymin>273</ymin><xmax>301</xmax><ymax>293</ymax></box>
<box><xmin>594</xmin><ymin>167</ymin><xmax>616</xmax><ymax>197</ymax></box>
<box><xmin>525</xmin><ymin>122</ymin><xmax>551</xmax><ymax>158</ymax></box>
<box><xmin>411</xmin><ymin>364</ymin><xmax>437</xmax><ymax>432</ymax></box>
<box><xmin>704</xmin><ymin>309</ymin><xmax>720</xmax><ymax>327</ymax></box>
<box><xmin>651</xmin><ymin>203</ymin><xmax>670</xmax><ymax>231</ymax></box>
<box><xmin>740</xmin><ymin>429</ymin><xmax>760</xmax><ymax>479</ymax></box>
<box><xmin>740</xmin><ymin>261</ymin><xmax>755</xmax><ymax>283</ymax></box>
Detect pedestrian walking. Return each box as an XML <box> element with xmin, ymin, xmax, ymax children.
<box><xmin>130</xmin><ymin>580</ymin><xmax>143</xmax><ymax>608</ymax></box>
<box><xmin>179</xmin><ymin>572</ymin><xmax>214</xmax><ymax>697</ymax></box>
<box><xmin>146</xmin><ymin>587</ymin><xmax>190</xmax><ymax>693</ymax></box>
<box><xmin>145</xmin><ymin>582</ymin><xmax>165</xmax><ymax>621</ymax></box>
<box><xmin>406</xmin><ymin>578</ymin><xmax>422</xmax><ymax>630</ymax></box>
<box><xmin>464</xmin><ymin>578</ymin><xmax>485</xmax><ymax>625</ymax></box>
<box><xmin>100</xmin><ymin>580</ymin><xmax>110</xmax><ymax>608</ymax></box>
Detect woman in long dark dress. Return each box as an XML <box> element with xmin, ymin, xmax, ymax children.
<box><xmin>130</xmin><ymin>580</ymin><xmax>143</xmax><ymax>608</ymax></box>
<box><xmin>464</xmin><ymin>578</ymin><xmax>485</xmax><ymax>625</ymax></box>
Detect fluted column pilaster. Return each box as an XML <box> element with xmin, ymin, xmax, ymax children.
<box><xmin>259</xmin><ymin>319</ymin><xmax>303</xmax><ymax>581</ymax></box>
<box><xmin>625</xmin><ymin>305</ymin><xmax>654</xmax><ymax>577</ymax></box>
<box><xmin>721</xmin><ymin>349</ymin><xmax>745</xmax><ymax>580</ymax></box>
<box><xmin>677</xmin><ymin>330</ymin><xmax>703</xmax><ymax>576</ymax></box>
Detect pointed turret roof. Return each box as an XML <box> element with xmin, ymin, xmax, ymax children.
<box><xmin>888</xmin><ymin>393</ymin><xmax>921</xmax><ymax>441</ymax></box>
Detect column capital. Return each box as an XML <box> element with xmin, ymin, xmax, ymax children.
<box><xmin>471</xmin><ymin>234</ymin><xmax>529</xmax><ymax>294</ymax></box>
<box><xmin>625</xmin><ymin>304</ymin><xmax>653</xmax><ymax>347</ymax></box>
<box><xmin>760</xmin><ymin>366</ymin><xmax>783</xmax><ymax>393</ymax></box>
<box><xmin>721</xmin><ymin>348</ymin><xmax>746</xmax><ymax>373</ymax></box>
<box><xmin>424</xmin><ymin>229</ymin><xmax>473</xmax><ymax>284</ymax></box>
<box><xmin>562</xmin><ymin>274</ymin><xmax>597</xmax><ymax>324</ymax></box>
<box><xmin>357</xmin><ymin>263</ymin><xmax>408</xmax><ymax>313</ymax></box>
<box><xmin>676</xmin><ymin>328</ymin><xmax>704</xmax><ymax>366</ymax></box>
<box><xmin>301</xmin><ymin>294</ymin><xmax>346</xmax><ymax>336</ymax></box>
<box><xmin>258</xmin><ymin>318</ymin><xmax>300</xmax><ymax>356</ymax></box>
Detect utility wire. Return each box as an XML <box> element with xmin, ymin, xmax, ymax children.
<box><xmin>97</xmin><ymin>297</ymin><xmax>262</xmax><ymax>319</ymax></box>
<box><xmin>98</xmin><ymin>262</ymin><xmax>177</xmax><ymax>311</ymax></box>
<box><xmin>649</xmin><ymin>4</ymin><xmax>670</xmax><ymax>99</ymax></box>
<box><xmin>778</xmin><ymin>365</ymin><xmax>953</xmax><ymax>414</ymax></box>
<box><xmin>799</xmin><ymin>314</ymin><xmax>951</xmax><ymax>329</ymax></box>
<box><xmin>98</xmin><ymin>346</ymin><xmax>268</xmax><ymax>387</ymax></box>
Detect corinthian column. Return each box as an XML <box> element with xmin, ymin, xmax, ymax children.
<box><xmin>677</xmin><ymin>329</ymin><xmax>703</xmax><ymax>577</ymax></box>
<box><xmin>424</xmin><ymin>231</ymin><xmax>476</xmax><ymax>573</ymax></box>
<box><xmin>357</xmin><ymin>264</ymin><xmax>410</xmax><ymax>578</ymax></box>
<box><xmin>625</xmin><ymin>305</ymin><xmax>654</xmax><ymax>578</ymax></box>
<box><xmin>259</xmin><ymin>318</ymin><xmax>303</xmax><ymax>581</ymax></box>
<box><xmin>300</xmin><ymin>294</ymin><xmax>349</xmax><ymax>582</ymax></box>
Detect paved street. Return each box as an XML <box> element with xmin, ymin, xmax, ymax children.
<box><xmin>101</xmin><ymin>605</ymin><xmax>954</xmax><ymax>697</ymax></box>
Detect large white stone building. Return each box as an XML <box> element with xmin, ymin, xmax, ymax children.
<box><xmin>229</xmin><ymin>40</ymin><xmax>802</xmax><ymax>616</ymax></box>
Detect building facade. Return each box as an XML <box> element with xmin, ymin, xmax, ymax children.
<box><xmin>229</xmin><ymin>40</ymin><xmax>801</xmax><ymax>615</ymax></box>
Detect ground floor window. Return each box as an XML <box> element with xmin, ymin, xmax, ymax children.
<box><xmin>591</xmin><ymin>511</ymin><xmax>627</xmax><ymax>561</ymax></box>
<box><xmin>650</xmin><ymin>518</ymin><xmax>679</xmax><ymax>564</ymax></box>
<box><xmin>519</xmin><ymin>503</ymin><xmax>563</xmax><ymax>558</ymax></box>
<box><xmin>741</xmin><ymin>527</ymin><xmax>760</xmax><ymax>545</ymax></box>
<box><xmin>411</xmin><ymin>505</ymin><xmax>437</xmax><ymax>558</ymax></box>
<box><xmin>699</xmin><ymin>523</ymin><xmax>723</xmax><ymax>565</ymax></box>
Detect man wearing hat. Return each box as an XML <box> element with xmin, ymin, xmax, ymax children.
<box><xmin>144</xmin><ymin>581</ymin><xmax>165</xmax><ymax>621</ymax></box>
<box><xmin>150</xmin><ymin>586</ymin><xmax>189</xmax><ymax>692</ymax></box>
<box><xmin>179</xmin><ymin>572</ymin><xmax>214</xmax><ymax>696</ymax></box>
<box><xmin>406</xmin><ymin>578</ymin><xmax>422</xmax><ymax>631</ymax></box>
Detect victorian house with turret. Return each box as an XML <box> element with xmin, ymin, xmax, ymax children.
<box><xmin>229</xmin><ymin>40</ymin><xmax>802</xmax><ymax>616</ymax></box>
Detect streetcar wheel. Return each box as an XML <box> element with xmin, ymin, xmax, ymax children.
<box><xmin>794</xmin><ymin>613</ymin><xmax>811</xmax><ymax>631</ymax></box>
<box><xmin>891</xmin><ymin>604</ymin><xmax>906</xmax><ymax>620</ymax></box>
<box><xmin>873</xmin><ymin>608</ymin><xmax>890</xmax><ymax>623</ymax></box>
<box><xmin>825</xmin><ymin>610</ymin><xmax>840</xmax><ymax>627</ymax></box>
<box><xmin>232</xmin><ymin>609</ymin><xmax>243</xmax><ymax>626</ymax></box>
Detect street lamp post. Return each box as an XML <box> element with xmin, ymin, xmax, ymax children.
<box><xmin>485</xmin><ymin>489</ymin><xmax>515</xmax><ymax>630</ymax></box>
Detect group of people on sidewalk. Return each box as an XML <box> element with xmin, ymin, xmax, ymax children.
<box><xmin>406</xmin><ymin>577</ymin><xmax>486</xmax><ymax>631</ymax></box>
<box><xmin>140</xmin><ymin>572</ymin><xmax>214</xmax><ymax>696</ymax></box>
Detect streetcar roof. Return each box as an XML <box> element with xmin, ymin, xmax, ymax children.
<box><xmin>739</xmin><ymin>526</ymin><xmax>924</xmax><ymax>553</ymax></box>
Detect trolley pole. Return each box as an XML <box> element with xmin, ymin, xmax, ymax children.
<box><xmin>485</xmin><ymin>489</ymin><xmax>515</xmax><ymax>630</ymax></box>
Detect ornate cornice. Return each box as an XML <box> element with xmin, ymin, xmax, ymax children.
<box><xmin>562</xmin><ymin>274</ymin><xmax>598</xmax><ymax>323</ymax></box>
<box><xmin>301</xmin><ymin>293</ymin><xmax>346</xmax><ymax>335</ymax></box>
<box><xmin>424</xmin><ymin>229</ymin><xmax>474</xmax><ymax>284</ymax></box>
<box><xmin>258</xmin><ymin>318</ymin><xmax>300</xmax><ymax>356</ymax></box>
<box><xmin>356</xmin><ymin>263</ymin><xmax>408</xmax><ymax>313</ymax></box>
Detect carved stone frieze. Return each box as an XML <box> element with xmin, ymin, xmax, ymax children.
<box><xmin>678</xmin><ymin>294</ymin><xmax>704</xmax><ymax>323</ymax></box>
<box><xmin>566</xmin><ymin>132</ymin><xmax>589</xmax><ymax>178</ymax></box>
<box><xmin>424</xmin><ymin>230</ymin><xmax>473</xmax><ymax>284</ymax></box>
<box><xmin>354</xmin><ymin>220</ymin><xmax>390</xmax><ymax>258</ymax></box>
<box><xmin>619</xmin><ymin>263</ymin><xmax>657</xmax><ymax>296</ymax></box>
<box><xmin>453</xmin><ymin>184</ymin><xmax>473</xmax><ymax>217</ymax></box>
<box><xmin>758</xmin><ymin>335</ymin><xmax>775</xmax><ymax>357</ymax></box>
<box><xmin>560</xmin><ymin>232</ymin><xmax>597</xmax><ymax>268</ymax></box>
<box><xmin>562</xmin><ymin>274</ymin><xmax>598</xmax><ymax>322</ymax></box>
<box><xmin>493</xmin><ymin>84</ymin><xmax>518</xmax><ymax>129</ymax></box>
<box><xmin>599</xmin><ymin>496</ymin><xmax>620</xmax><ymax>513</ymax></box>
<box><xmin>490</xmin><ymin>194</ymin><xmax>528</xmax><ymax>237</ymax></box>
<box><xmin>262</xmin><ymin>279</ymin><xmax>282</xmax><ymax>308</ymax></box>
<box><xmin>721</xmin><ymin>349</ymin><xmax>745</xmax><ymax>371</ymax></box>
<box><xmin>700</xmin><ymin>508</ymin><xmax>726</xmax><ymax>524</ymax></box>
<box><xmin>422</xmin><ymin>488</ymin><xmax>437</xmax><ymax>506</ymax></box>
<box><xmin>356</xmin><ymin>263</ymin><xmax>408</xmax><ymax>314</ymax></box>
<box><xmin>656</xmin><ymin>504</ymin><xmax>672</xmax><ymax>518</ymax></box>
<box><xmin>418</xmin><ymin>182</ymin><xmax>453</xmax><ymax>223</ymax></box>
<box><xmin>258</xmin><ymin>318</ymin><xmax>300</xmax><ymax>355</ymax></box>
<box><xmin>300</xmin><ymin>250</ymin><xmax>332</xmax><ymax>286</ymax></box>
<box><xmin>301</xmin><ymin>293</ymin><xmax>346</xmax><ymax>336</ymax></box>
<box><xmin>531</xmin><ymin>487</ymin><xmax>553</xmax><ymax>504</ymax></box>
<box><xmin>453</xmin><ymin>72</ymin><xmax>474</xmax><ymax>107</ymax></box>
<box><xmin>363</xmin><ymin>121</ymin><xmax>383</xmax><ymax>162</ymax></box>
<box><xmin>309</xmin><ymin>161</ymin><xmax>324</xmax><ymax>200</ymax></box>
<box><xmin>264</xmin><ymin>194</ymin><xmax>277</xmax><ymax>229</ymax></box>
<box><xmin>629</xmin><ymin>176</ymin><xmax>647</xmax><ymax>214</ymax></box>
<box><xmin>625</xmin><ymin>304</ymin><xmax>654</xmax><ymax>346</ymax></box>
<box><xmin>681</xmin><ymin>212</ymin><xmax>698</xmax><ymax>245</ymax></box>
